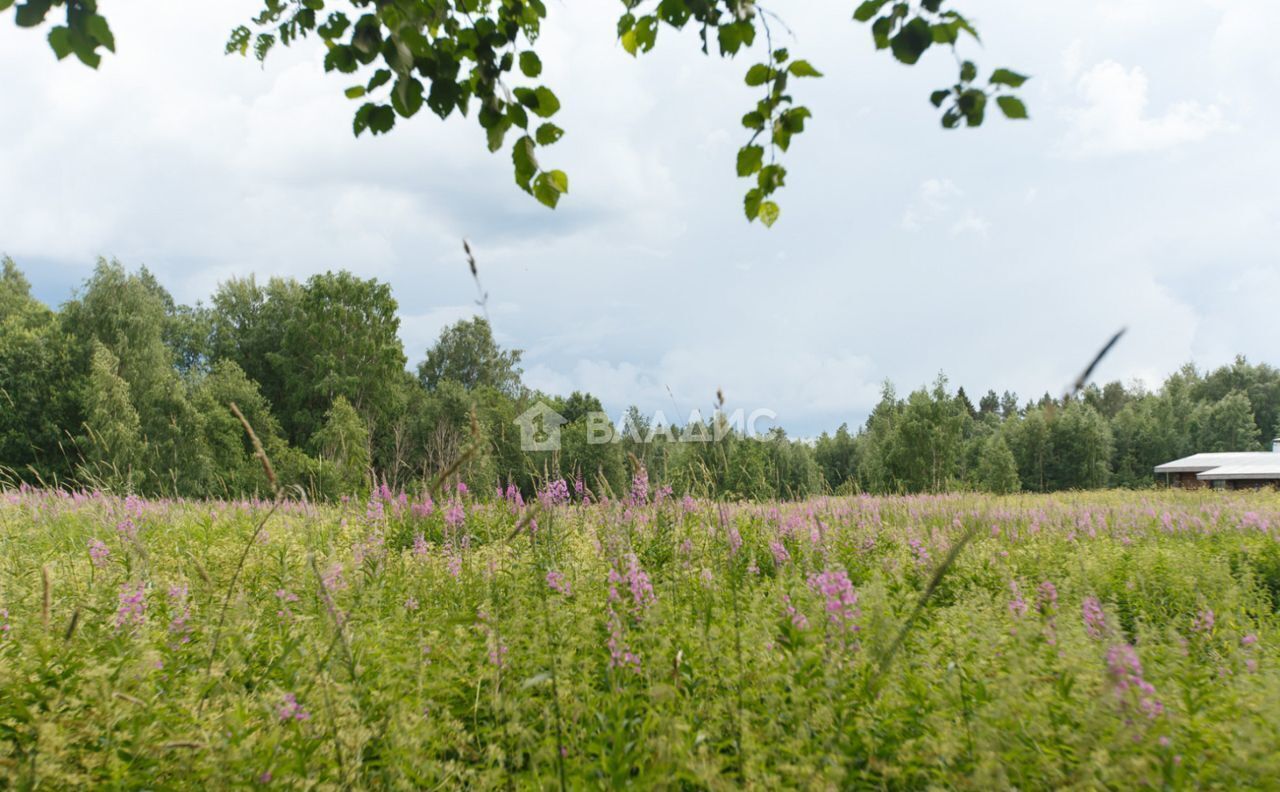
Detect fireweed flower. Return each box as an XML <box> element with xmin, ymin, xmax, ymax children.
<box><xmin>277</xmin><ymin>692</ymin><xmax>311</xmax><ymax>722</ymax></box>
<box><xmin>115</xmin><ymin>582</ymin><xmax>147</xmax><ymax>631</ymax></box>
<box><xmin>321</xmin><ymin>564</ymin><xmax>346</xmax><ymax>592</ymax></box>
<box><xmin>540</xmin><ymin>478</ymin><xmax>570</xmax><ymax>506</ymax></box>
<box><xmin>116</xmin><ymin>517</ymin><xmax>137</xmax><ymax>541</ymax></box>
<box><xmin>411</xmin><ymin>498</ymin><xmax>434</xmax><ymax>518</ymax></box>
<box><xmin>781</xmin><ymin>594</ymin><xmax>809</xmax><ymax>630</ymax></box>
<box><xmin>488</xmin><ymin>638</ymin><xmax>508</xmax><ymax>669</ymax></box>
<box><xmin>546</xmin><ymin>570</ymin><xmax>571</xmax><ymax>596</ymax></box>
<box><xmin>1008</xmin><ymin>580</ymin><xmax>1029</xmax><ymax>618</ymax></box>
<box><xmin>806</xmin><ymin>569</ymin><xmax>860</xmax><ymax>636</ymax></box>
<box><xmin>445</xmin><ymin>546</ymin><xmax>463</xmax><ymax>579</ymax></box>
<box><xmin>1106</xmin><ymin>644</ymin><xmax>1163</xmax><ymax>719</ymax></box>
<box><xmin>88</xmin><ymin>538</ymin><xmax>110</xmax><ymax>568</ymax></box>
<box><xmin>405</xmin><ymin>596</ymin><xmax>420</xmax><ymax>611</ymax></box>
<box><xmin>608</xmin><ymin>555</ymin><xmax>655</xmax><ymax>613</ymax></box>
<box><xmin>1036</xmin><ymin>581</ymin><xmax>1058</xmax><ymax>614</ymax></box>
<box><xmin>456</xmin><ymin>481</ymin><xmax>468</xmax><ymax>496</ymax></box>
<box><xmin>0</xmin><ymin>608</ymin><xmax>9</xmax><ymax>640</ymax></box>
<box><xmin>630</xmin><ymin>467</ymin><xmax>649</xmax><ymax>505</ymax></box>
<box><xmin>909</xmin><ymin>538</ymin><xmax>931</xmax><ymax>568</ymax></box>
<box><xmin>167</xmin><ymin>584</ymin><xmax>192</xmax><ymax>645</ymax></box>
<box><xmin>1192</xmin><ymin>609</ymin><xmax>1215</xmax><ymax>634</ymax></box>
<box><xmin>769</xmin><ymin>539</ymin><xmax>790</xmax><ymax>565</ymax></box>
<box><xmin>274</xmin><ymin>589</ymin><xmax>299</xmax><ymax>619</ymax></box>
<box><xmin>726</xmin><ymin>525</ymin><xmax>743</xmax><ymax>555</ymax></box>
<box><xmin>412</xmin><ymin>533</ymin><xmax>429</xmax><ymax>557</ymax></box>
<box><xmin>1083</xmin><ymin>596</ymin><xmax>1108</xmax><ymax>639</ymax></box>
<box><xmin>445</xmin><ymin>500</ymin><xmax>465</xmax><ymax>530</ymax></box>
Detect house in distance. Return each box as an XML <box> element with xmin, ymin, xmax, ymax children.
<box><xmin>1155</xmin><ymin>439</ymin><xmax>1280</xmax><ymax>490</ymax></box>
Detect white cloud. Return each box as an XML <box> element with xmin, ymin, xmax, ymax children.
<box><xmin>1060</xmin><ymin>60</ymin><xmax>1225</xmax><ymax>157</ymax></box>
<box><xmin>902</xmin><ymin>179</ymin><xmax>988</xmax><ymax>237</ymax></box>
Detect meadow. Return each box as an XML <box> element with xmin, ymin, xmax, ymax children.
<box><xmin>2</xmin><ymin>482</ymin><xmax>1279</xmax><ymax>789</ymax></box>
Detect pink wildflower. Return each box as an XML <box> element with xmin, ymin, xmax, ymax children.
<box><xmin>546</xmin><ymin>570</ymin><xmax>571</xmax><ymax>596</ymax></box>
<box><xmin>1106</xmin><ymin>643</ymin><xmax>1163</xmax><ymax>719</ymax></box>
<box><xmin>276</xmin><ymin>692</ymin><xmax>310</xmax><ymax>722</ymax></box>
<box><xmin>769</xmin><ymin>539</ymin><xmax>790</xmax><ymax>565</ymax></box>
<box><xmin>806</xmin><ymin>568</ymin><xmax>861</xmax><ymax>635</ymax></box>
<box><xmin>1008</xmin><ymin>580</ymin><xmax>1029</xmax><ymax>618</ymax></box>
<box><xmin>88</xmin><ymin>538</ymin><xmax>110</xmax><ymax>568</ymax></box>
<box><xmin>1082</xmin><ymin>596</ymin><xmax>1108</xmax><ymax>639</ymax></box>
<box><xmin>115</xmin><ymin>581</ymin><xmax>146</xmax><ymax>631</ymax></box>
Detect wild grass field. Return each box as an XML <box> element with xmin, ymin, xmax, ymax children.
<box><xmin>2</xmin><ymin>483</ymin><xmax>1280</xmax><ymax>789</ymax></box>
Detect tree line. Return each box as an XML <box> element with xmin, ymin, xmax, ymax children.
<box><xmin>2</xmin><ymin>256</ymin><xmax>1276</xmax><ymax>500</ymax></box>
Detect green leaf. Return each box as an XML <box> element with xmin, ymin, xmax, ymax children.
<box><xmin>743</xmin><ymin>188</ymin><xmax>762</xmax><ymax>221</ymax></box>
<box><xmin>533</xmin><ymin>171</ymin><xmax>564</xmax><ymax>208</ymax></box>
<box><xmin>535</xmin><ymin>123</ymin><xmax>563</xmax><ymax>146</ymax></box>
<box><xmin>254</xmin><ymin>33</ymin><xmax>275</xmax><ymax>63</ymax></box>
<box><xmin>744</xmin><ymin>64</ymin><xmax>771</xmax><ymax>87</ymax></box>
<box><xmin>546</xmin><ymin>169</ymin><xmax>569</xmax><ymax>194</ymax></box>
<box><xmin>85</xmin><ymin>14</ymin><xmax>114</xmax><ymax>52</ymax></box>
<box><xmin>518</xmin><ymin>51</ymin><xmax>542</xmax><ymax>78</ymax></box>
<box><xmin>890</xmin><ymin>17</ymin><xmax>932</xmax><ymax>65</ymax></box>
<box><xmin>367</xmin><ymin>69</ymin><xmax>392</xmax><ymax>91</ymax></box>
<box><xmin>960</xmin><ymin>60</ymin><xmax>977</xmax><ymax>83</ymax></box>
<box><xmin>741</xmin><ymin>111</ymin><xmax>765</xmax><ymax>130</ymax></box>
<box><xmin>717</xmin><ymin>20</ymin><xmax>755</xmax><ymax>55</ymax></box>
<box><xmin>14</xmin><ymin>0</ymin><xmax>52</xmax><ymax>28</ymax></box>
<box><xmin>392</xmin><ymin>77</ymin><xmax>423</xmax><ymax>118</ymax></box>
<box><xmin>531</xmin><ymin>87</ymin><xmax>560</xmax><ymax>118</ymax></box>
<box><xmin>958</xmin><ymin>89</ymin><xmax>986</xmax><ymax>126</ymax></box>
<box><xmin>620</xmin><ymin>29</ymin><xmax>638</xmax><ymax>56</ymax></box>
<box><xmin>512</xmin><ymin>136</ymin><xmax>538</xmax><ymax>192</ymax></box>
<box><xmin>930</xmin><ymin>21</ymin><xmax>958</xmax><ymax>44</ymax></box>
<box><xmin>507</xmin><ymin>102</ymin><xmax>529</xmax><ymax>130</ymax></box>
<box><xmin>736</xmin><ymin>145</ymin><xmax>764</xmax><ymax>177</ymax></box>
<box><xmin>633</xmin><ymin>16</ymin><xmax>658</xmax><ymax>52</ymax></box>
<box><xmin>788</xmin><ymin>60</ymin><xmax>823</xmax><ymax>78</ymax></box>
<box><xmin>852</xmin><ymin>0</ymin><xmax>888</xmax><ymax>23</ymax></box>
<box><xmin>344</xmin><ymin>85</ymin><xmax>366</xmax><ymax>99</ymax></box>
<box><xmin>990</xmin><ymin>68</ymin><xmax>1030</xmax><ymax>88</ymax></box>
<box><xmin>996</xmin><ymin>95</ymin><xmax>1028</xmax><ymax>119</ymax></box>
<box><xmin>47</xmin><ymin>27</ymin><xmax>72</xmax><ymax>60</ymax></box>
<box><xmin>758</xmin><ymin>201</ymin><xmax>780</xmax><ymax>227</ymax></box>
<box><xmin>930</xmin><ymin>89</ymin><xmax>950</xmax><ymax>108</ymax></box>
<box><xmin>226</xmin><ymin>26</ymin><xmax>251</xmax><ymax>56</ymax></box>
<box><xmin>368</xmin><ymin>104</ymin><xmax>396</xmax><ymax>134</ymax></box>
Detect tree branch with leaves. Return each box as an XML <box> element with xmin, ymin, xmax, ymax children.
<box><xmin>4</xmin><ymin>0</ymin><xmax>1028</xmax><ymax>225</ymax></box>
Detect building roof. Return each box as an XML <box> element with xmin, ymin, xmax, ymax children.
<box><xmin>1197</xmin><ymin>463</ymin><xmax>1280</xmax><ymax>481</ymax></box>
<box><xmin>1153</xmin><ymin>452</ymin><xmax>1280</xmax><ymax>474</ymax></box>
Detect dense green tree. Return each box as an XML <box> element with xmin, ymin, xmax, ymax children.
<box><xmin>276</xmin><ymin>271</ymin><xmax>407</xmax><ymax>448</ymax></box>
<box><xmin>419</xmin><ymin>317</ymin><xmax>523</xmax><ymax>398</ymax></box>
<box><xmin>0</xmin><ymin>257</ymin><xmax>80</xmax><ymax>484</ymax></box>
<box><xmin>1007</xmin><ymin>407</ymin><xmax>1051</xmax><ymax>492</ymax></box>
<box><xmin>814</xmin><ymin>423</ymin><xmax>859</xmax><ymax>493</ymax></box>
<box><xmin>1046</xmin><ymin>403</ymin><xmax>1112</xmax><ymax>490</ymax></box>
<box><xmin>61</xmin><ymin>260</ymin><xmax>211</xmax><ymax>493</ymax></box>
<box><xmin>975</xmin><ymin>432</ymin><xmax>1020</xmax><ymax>495</ymax></box>
<box><xmin>1194</xmin><ymin>390</ymin><xmax>1261</xmax><ymax>452</ymax></box>
<box><xmin>79</xmin><ymin>342</ymin><xmax>144</xmax><ymax>491</ymax></box>
<box><xmin>311</xmin><ymin>396</ymin><xmax>371</xmax><ymax>498</ymax></box>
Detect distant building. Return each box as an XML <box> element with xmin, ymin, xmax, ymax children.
<box><xmin>1154</xmin><ymin>440</ymin><xmax>1280</xmax><ymax>490</ymax></box>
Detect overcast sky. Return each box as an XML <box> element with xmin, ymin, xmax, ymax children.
<box><xmin>3</xmin><ymin>1</ymin><xmax>1277</xmax><ymax>436</ymax></box>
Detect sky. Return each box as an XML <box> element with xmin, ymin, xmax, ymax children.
<box><xmin>2</xmin><ymin>0</ymin><xmax>1277</xmax><ymax>437</ymax></box>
